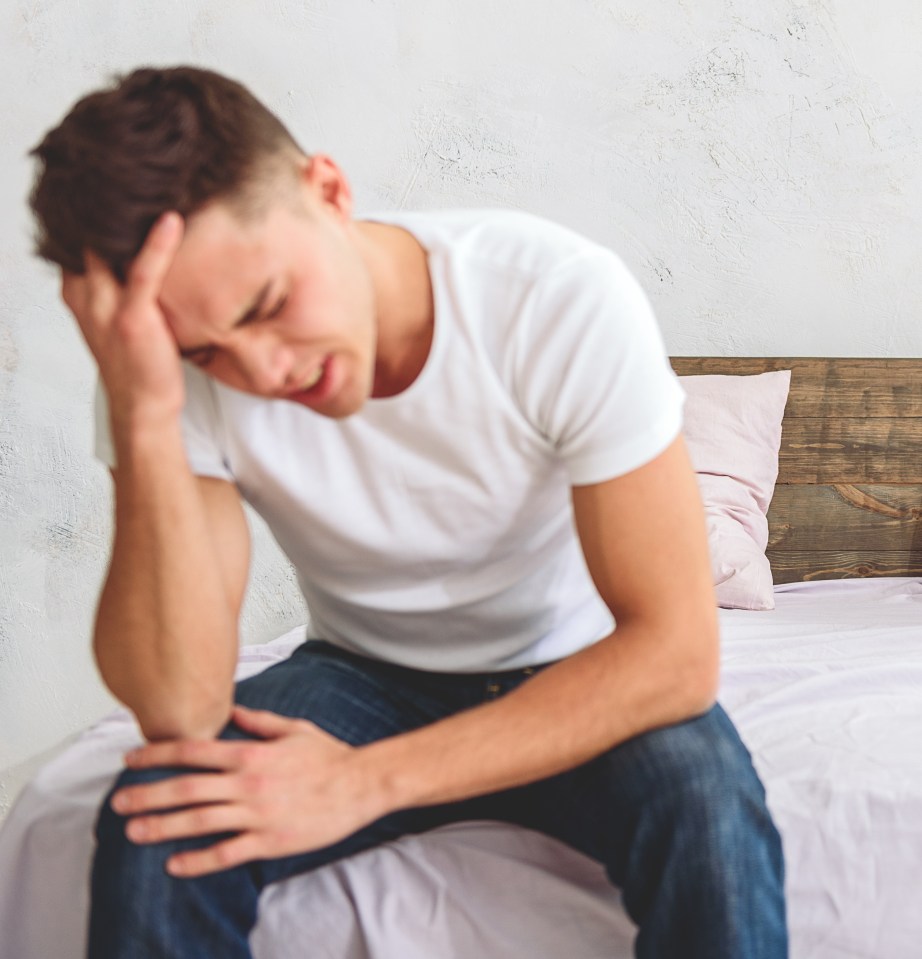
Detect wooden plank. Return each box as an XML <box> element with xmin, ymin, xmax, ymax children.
<box><xmin>778</xmin><ymin>419</ymin><xmax>922</xmax><ymax>484</ymax></box>
<box><xmin>672</xmin><ymin>357</ymin><xmax>795</xmax><ymax>377</ymax></box>
<box><xmin>670</xmin><ymin>357</ymin><xmax>922</xmax><ymax>580</ymax></box>
<box><xmin>671</xmin><ymin>357</ymin><xmax>922</xmax><ymax>417</ymax></box>
<box><xmin>767</xmin><ymin>485</ymin><xmax>922</xmax><ymax>552</ymax></box>
<box><xmin>768</xmin><ymin>552</ymin><xmax>922</xmax><ymax>584</ymax></box>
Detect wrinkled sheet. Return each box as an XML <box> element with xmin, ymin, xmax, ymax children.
<box><xmin>1</xmin><ymin>578</ymin><xmax>920</xmax><ymax>958</ymax></box>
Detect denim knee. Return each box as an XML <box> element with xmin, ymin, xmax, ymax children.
<box><xmin>95</xmin><ymin>765</ymin><xmax>197</xmax><ymax>875</ymax></box>
<box><xmin>631</xmin><ymin>706</ymin><xmax>774</xmax><ymax>834</ymax></box>
<box><xmin>90</xmin><ymin>764</ymin><xmax>262</xmax><ymax>958</ymax></box>
<box><xmin>620</xmin><ymin>706</ymin><xmax>787</xmax><ymax>955</ymax></box>
<box><xmin>620</xmin><ymin>706</ymin><xmax>784</xmax><ymax>908</ymax></box>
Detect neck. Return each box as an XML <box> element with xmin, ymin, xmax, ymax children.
<box><xmin>355</xmin><ymin>220</ymin><xmax>434</xmax><ymax>398</ymax></box>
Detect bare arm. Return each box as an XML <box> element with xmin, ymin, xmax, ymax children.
<box><xmin>363</xmin><ymin>433</ymin><xmax>719</xmax><ymax>807</ymax></box>
<box><xmin>63</xmin><ymin>213</ymin><xmax>250</xmax><ymax>741</ymax></box>
<box><xmin>96</xmin><ymin>465</ymin><xmax>249</xmax><ymax>741</ymax></box>
<box><xmin>113</xmin><ymin>434</ymin><xmax>719</xmax><ymax>875</ymax></box>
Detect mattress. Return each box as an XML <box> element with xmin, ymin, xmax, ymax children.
<box><xmin>1</xmin><ymin>578</ymin><xmax>920</xmax><ymax>959</ymax></box>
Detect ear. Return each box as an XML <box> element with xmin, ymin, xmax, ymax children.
<box><xmin>299</xmin><ymin>154</ymin><xmax>353</xmax><ymax>221</ymax></box>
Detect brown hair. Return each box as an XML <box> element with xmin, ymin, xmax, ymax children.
<box><xmin>29</xmin><ymin>66</ymin><xmax>304</xmax><ymax>281</ymax></box>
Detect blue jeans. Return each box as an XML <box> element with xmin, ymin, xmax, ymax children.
<box><xmin>88</xmin><ymin>639</ymin><xmax>787</xmax><ymax>958</ymax></box>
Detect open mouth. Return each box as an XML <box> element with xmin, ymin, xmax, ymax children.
<box><xmin>301</xmin><ymin>364</ymin><xmax>324</xmax><ymax>391</ymax></box>
<box><xmin>288</xmin><ymin>356</ymin><xmax>331</xmax><ymax>401</ymax></box>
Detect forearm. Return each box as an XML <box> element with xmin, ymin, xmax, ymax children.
<box><xmin>363</xmin><ymin>614</ymin><xmax>719</xmax><ymax>813</ymax></box>
<box><xmin>96</xmin><ymin>421</ymin><xmax>237</xmax><ymax>741</ymax></box>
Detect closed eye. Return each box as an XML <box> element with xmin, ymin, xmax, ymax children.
<box><xmin>185</xmin><ymin>346</ymin><xmax>217</xmax><ymax>368</ymax></box>
<box><xmin>266</xmin><ymin>295</ymin><xmax>288</xmax><ymax>319</ymax></box>
<box><xmin>181</xmin><ymin>290</ymin><xmax>287</xmax><ymax>368</ymax></box>
<box><xmin>238</xmin><ymin>294</ymin><xmax>287</xmax><ymax>328</ymax></box>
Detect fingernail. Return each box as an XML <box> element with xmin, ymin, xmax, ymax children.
<box><xmin>111</xmin><ymin>793</ymin><xmax>128</xmax><ymax>813</ymax></box>
<box><xmin>166</xmin><ymin>857</ymin><xmax>185</xmax><ymax>876</ymax></box>
<box><xmin>127</xmin><ymin>820</ymin><xmax>148</xmax><ymax>841</ymax></box>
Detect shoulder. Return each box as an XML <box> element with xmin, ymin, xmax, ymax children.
<box><xmin>363</xmin><ymin>207</ymin><xmax>612</xmax><ymax>278</ymax></box>
<box><xmin>367</xmin><ymin>208</ymin><xmax>646</xmax><ymax>353</ymax></box>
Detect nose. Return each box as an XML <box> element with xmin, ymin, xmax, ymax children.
<box><xmin>229</xmin><ymin>334</ymin><xmax>294</xmax><ymax>395</ymax></box>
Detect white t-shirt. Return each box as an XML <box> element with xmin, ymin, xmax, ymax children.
<box><xmin>96</xmin><ymin>209</ymin><xmax>684</xmax><ymax>672</ymax></box>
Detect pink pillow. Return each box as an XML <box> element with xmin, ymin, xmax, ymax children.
<box><xmin>679</xmin><ymin>370</ymin><xmax>792</xmax><ymax>610</ymax></box>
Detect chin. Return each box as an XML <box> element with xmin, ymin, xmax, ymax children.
<box><xmin>328</xmin><ymin>387</ymin><xmax>371</xmax><ymax>419</ymax></box>
<box><xmin>292</xmin><ymin>384</ymin><xmax>368</xmax><ymax>419</ymax></box>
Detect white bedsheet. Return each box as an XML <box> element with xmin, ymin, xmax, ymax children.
<box><xmin>1</xmin><ymin>578</ymin><xmax>920</xmax><ymax>958</ymax></box>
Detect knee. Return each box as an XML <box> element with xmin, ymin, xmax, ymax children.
<box><xmin>622</xmin><ymin>707</ymin><xmax>764</xmax><ymax>819</ymax></box>
<box><xmin>91</xmin><ymin>766</ymin><xmax>189</xmax><ymax>921</ymax></box>
<box><xmin>613</xmin><ymin>708</ymin><xmax>787</xmax><ymax>946</ymax></box>
<box><xmin>95</xmin><ymin>764</ymin><xmax>191</xmax><ymax>858</ymax></box>
<box><xmin>631</xmin><ymin>706</ymin><xmax>780</xmax><ymax>859</ymax></box>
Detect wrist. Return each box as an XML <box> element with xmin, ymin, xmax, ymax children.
<box><xmin>354</xmin><ymin>737</ymin><xmax>414</xmax><ymax>818</ymax></box>
<box><xmin>109</xmin><ymin>409</ymin><xmax>186</xmax><ymax>466</ymax></box>
<box><xmin>110</xmin><ymin>398</ymin><xmax>183</xmax><ymax>437</ymax></box>
<box><xmin>101</xmin><ymin>370</ymin><xmax>185</xmax><ymax>437</ymax></box>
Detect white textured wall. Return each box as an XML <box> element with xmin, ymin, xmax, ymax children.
<box><xmin>2</xmin><ymin>0</ymin><xmax>921</xmax><ymax>817</ymax></box>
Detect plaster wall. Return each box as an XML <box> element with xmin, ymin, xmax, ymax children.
<box><xmin>2</xmin><ymin>0</ymin><xmax>921</xmax><ymax>816</ymax></box>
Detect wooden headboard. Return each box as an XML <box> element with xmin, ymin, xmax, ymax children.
<box><xmin>671</xmin><ymin>358</ymin><xmax>922</xmax><ymax>584</ymax></box>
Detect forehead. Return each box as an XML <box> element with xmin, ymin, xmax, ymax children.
<box><xmin>160</xmin><ymin>203</ymin><xmax>270</xmax><ymax>323</ymax></box>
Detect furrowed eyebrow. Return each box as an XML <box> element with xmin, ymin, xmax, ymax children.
<box><xmin>178</xmin><ymin>281</ymin><xmax>272</xmax><ymax>360</ymax></box>
<box><xmin>234</xmin><ymin>281</ymin><xmax>272</xmax><ymax>328</ymax></box>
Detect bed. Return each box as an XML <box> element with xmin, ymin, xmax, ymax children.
<box><xmin>1</xmin><ymin>357</ymin><xmax>920</xmax><ymax>959</ymax></box>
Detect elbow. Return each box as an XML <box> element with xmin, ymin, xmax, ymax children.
<box><xmin>122</xmin><ymin>670</ymin><xmax>235</xmax><ymax>741</ymax></box>
<box><xmin>661</xmin><ymin>608</ymin><xmax>720</xmax><ymax>721</ymax></box>
<box><xmin>116</xmin><ymin>679</ymin><xmax>234</xmax><ymax>742</ymax></box>
<box><xmin>95</xmin><ymin>649</ymin><xmax>234</xmax><ymax>742</ymax></box>
<box><xmin>133</xmin><ymin>698</ymin><xmax>234</xmax><ymax>743</ymax></box>
<box><xmin>680</xmin><ymin>616</ymin><xmax>721</xmax><ymax>716</ymax></box>
<box><xmin>686</xmin><ymin>653</ymin><xmax>720</xmax><ymax>717</ymax></box>
<box><xmin>93</xmin><ymin>627</ymin><xmax>236</xmax><ymax>741</ymax></box>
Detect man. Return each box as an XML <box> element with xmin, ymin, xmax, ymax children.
<box><xmin>30</xmin><ymin>66</ymin><xmax>786</xmax><ymax>958</ymax></box>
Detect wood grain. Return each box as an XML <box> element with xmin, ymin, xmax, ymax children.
<box><xmin>768</xmin><ymin>553</ymin><xmax>922</xmax><ymax>584</ymax></box>
<box><xmin>672</xmin><ymin>357</ymin><xmax>922</xmax><ymax>417</ymax></box>
<box><xmin>767</xmin><ymin>485</ymin><xmax>922</xmax><ymax>551</ymax></box>
<box><xmin>779</xmin><ymin>419</ymin><xmax>922</xmax><ymax>484</ymax></box>
<box><xmin>671</xmin><ymin>357</ymin><xmax>922</xmax><ymax>583</ymax></box>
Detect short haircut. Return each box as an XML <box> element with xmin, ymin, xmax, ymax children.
<box><xmin>29</xmin><ymin>66</ymin><xmax>304</xmax><ymax>281</ymax></box>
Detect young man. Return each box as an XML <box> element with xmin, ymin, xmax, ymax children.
<box><xmin>30</xmin><ymin>67</ymin><xmax>786</xmax><ymax>958</ymax></box>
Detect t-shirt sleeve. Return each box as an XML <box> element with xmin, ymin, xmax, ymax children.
<box><xmin>93</xmin><ymin>363</ymin><xmax>234</xmax><ymax>481</ymax></box>
<box><xmin>513</xmin><ymin>250</ymin><xmax>684</xmax><ymax>486</ymax></box>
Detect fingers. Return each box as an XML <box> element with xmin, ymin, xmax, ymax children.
<box><xmin>59</xmin><ymin>256</ymin><xmax>118</xmax><ymax>341</ymax></box>
<box><xmin>231</xmin><ymin>704</ymin><xmax>307</xmax><ymax>738</ymax></box>
<box><xmin>167</xmin><ymin>834</ymin><xmax>264</xmax><ymax>877</ymax></box>
<box><xmin>125</xmin><ymin>737</ymin><xmax>249</xmax><ymax>772</ymax></box>
<box><xmin>81</xmin><ymin>250</ymin><xmax>120</xmax><ymax>323</ymax></box>
<box><xmin>112</xmin><ymin>771</ymin><xmax>239</xmax><ymax>816</ymax></box>
<box><xmin>123</xmin><ymin>211</ymin><xmax>184</xmax><ymax>307</ymax></box>
<box><xmin>125</xmin><ymin>801</ymin><xmax>247</xmax><ymax>847</ymax></box>
<box><xmin>58</xmin><ymin>213</ymin><xmax>183</xmax><ymax>341</ymax></box>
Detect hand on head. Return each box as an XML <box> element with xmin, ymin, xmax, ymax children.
<box><xmin>61</xmin><ymin>212</ymin><xmax>187</xmax><ymax>431</ymax></box>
